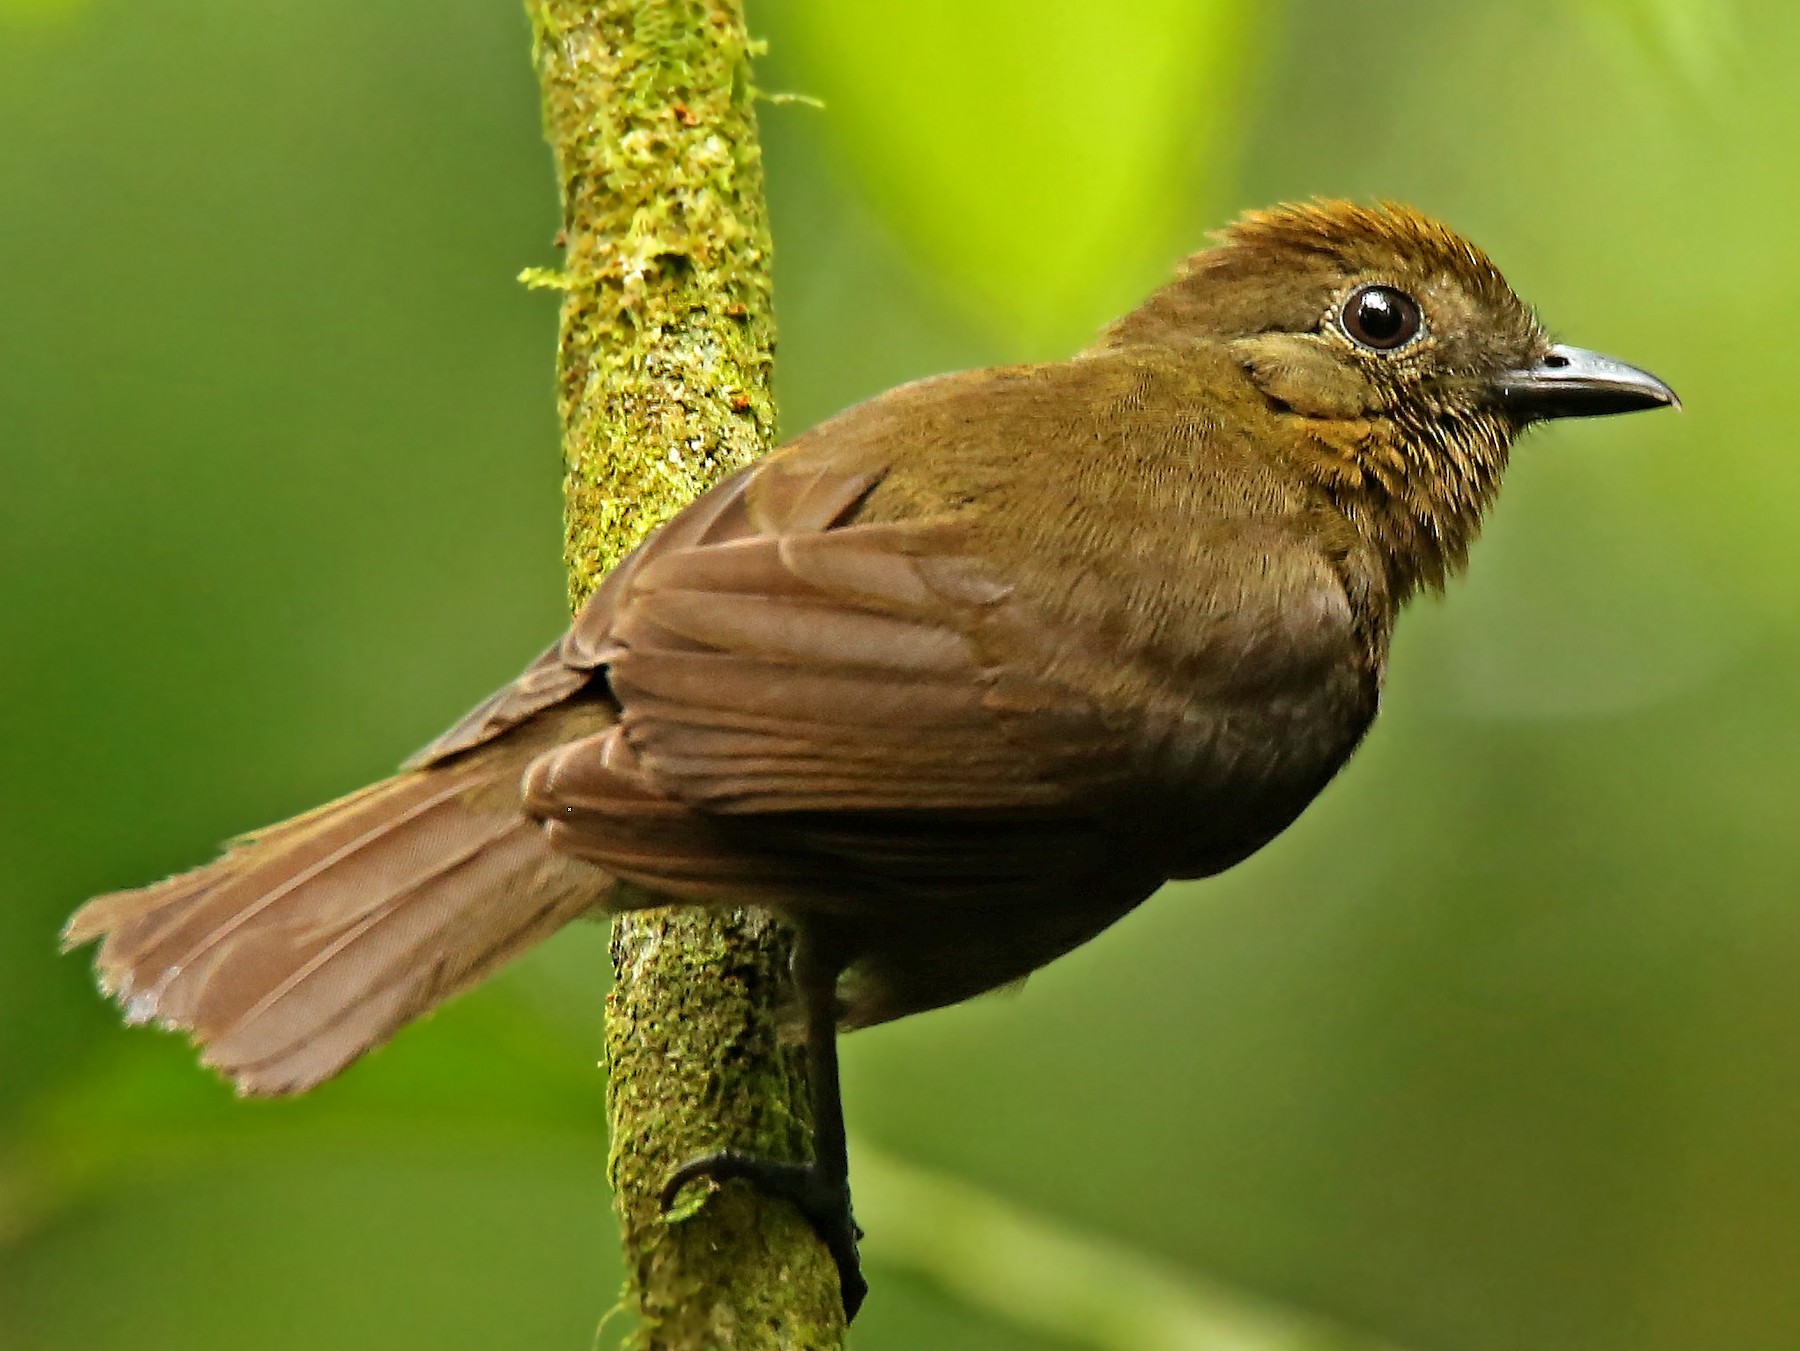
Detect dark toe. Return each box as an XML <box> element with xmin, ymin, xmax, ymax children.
<box><xmin>661</xmin><ymin>1149</ymin><xmax>867</xmax><ymax>1321</ymax></box>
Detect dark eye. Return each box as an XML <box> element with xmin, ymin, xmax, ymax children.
<box><xmin>1340</xmin><ymin>285</ymin><xmax>1422</xmax><ymax>351</ymax></box>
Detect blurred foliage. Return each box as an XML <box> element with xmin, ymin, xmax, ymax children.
<box><xmin>3</xmin><ymin>1</ymin><xmax>1796</xmax><ymax>1350</ymax></box>
<box><xmin>1580</xmin><ymin>0</ymin><xmax>1741</xmax><ymax>94</ymax></box>
<box><xmin>760</xmin><ymin>0</ymin><xmax>1267</xmax><ymax>350</ymax></box>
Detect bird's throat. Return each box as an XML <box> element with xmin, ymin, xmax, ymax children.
<box><xmin>1295</xmin><ymin>409</ymin><xmax>1515</xmax><ymax>601</ymax></box>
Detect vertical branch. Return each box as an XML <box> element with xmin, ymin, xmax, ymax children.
<box><xmin>524</xmin><ymin>2</ymin><xmax>848</xmax><ymax>1347</ymax></box>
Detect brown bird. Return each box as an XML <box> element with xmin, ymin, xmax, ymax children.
<box><xmin>65</xmin><ymin>201</ymin><xmax>1676</xmax><ymax>1317</ymax></box>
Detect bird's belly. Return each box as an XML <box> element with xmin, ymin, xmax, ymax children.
<box><xmin>830</xmin><ymin>683</ymin><xmax>1372</xmax><ymax>1029</ymax></box>
<box><xmin>1151</xmin><ymin>683</ymin><xmax>1374</xmax><ymax>879</ymax></box>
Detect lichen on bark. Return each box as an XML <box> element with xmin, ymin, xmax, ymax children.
<box><xmin>528</xmin><ymin>0</ymin><xmax>777</xmax><ymax>601</ymax></box>
<box><xmin>523</xmin><ymin>2</ymin><xmax>847</xmax><ymax>1347</ymax></box>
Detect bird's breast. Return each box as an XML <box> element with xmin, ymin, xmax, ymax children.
<box><xmin>1151</xmin><ymin>665</ymin><xmax>1378</xmax><ymax>877</ymax></box>
<box><xmin>990</xmin><ymin>522</ymin><xmax>1383</xmax><ymax>880</ymax></box>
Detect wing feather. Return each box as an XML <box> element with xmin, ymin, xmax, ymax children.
<box><xmin>522</xmin><ymin>503</ymin><xmax>1136</xmax><ymax>906</ymax></box>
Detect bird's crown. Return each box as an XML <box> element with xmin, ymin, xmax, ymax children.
<box><xmin>1215</xmin><ymin>199</ymin><xmax>1516</xmax><ymax>312</ymax></box>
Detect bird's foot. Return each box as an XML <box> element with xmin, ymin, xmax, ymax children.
<box><xmin>661</xmin><ymin>1149</ymin><xmax>868</xmax><ymax>1321</ymax></box>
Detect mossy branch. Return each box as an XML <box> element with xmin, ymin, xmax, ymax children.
<box><xmin>524</xmin><ymin>2</ymin><xmax>847</xmax><ymax>1346</ymax></box>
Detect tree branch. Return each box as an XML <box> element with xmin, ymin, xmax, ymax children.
<box><xmin>524</xmin><ymin>2</ymin><xmax>848</xmax><ymax>1346</ymax></box>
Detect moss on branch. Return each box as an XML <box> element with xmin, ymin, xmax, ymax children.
<box><xmin>528</xmin><ymin>0</ymin><xmax>777</xmax><ymax>604</ymax></box>
<box><xmin>524</xmin><ymin>3</ymin><xmax>846</xmax><ymax>1346</ymax></box>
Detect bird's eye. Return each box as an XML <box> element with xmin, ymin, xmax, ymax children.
<box><xmin>1340</xmin><ymin>285</ymin><xmax>1423</xmax><ymax>352</ymax></box>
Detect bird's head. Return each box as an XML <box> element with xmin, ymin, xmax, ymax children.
<box><xmin>1101</xmin><ymin>200</ymin><xmax>1678</xmax><ymax>592</ymax></box>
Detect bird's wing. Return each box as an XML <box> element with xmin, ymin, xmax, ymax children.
<box><xmin>578</xmin><ymin>519</ymin><xmax>1131</xmax><ymax>808</ymax></box>
<box><xmin>519</xmin><ymin>504</ymin><xmax>1139</xmax><ymax>909</ymax></box>
<box><xmin>414</xmin><ymin>399</ymin><xmax>1140</xmax><ymax>910</ymax></box>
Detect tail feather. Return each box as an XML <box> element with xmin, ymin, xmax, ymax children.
<box><xmin>64</xmin><ymin>732</ymin><xmax>614</xmax><ymax>1096</ymax></box>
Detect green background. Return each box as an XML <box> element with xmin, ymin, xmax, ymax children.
<box><xmin>3</xmin><ymin>2</ymin><xmax>1795</xmax><ymax>1349</ymax></box>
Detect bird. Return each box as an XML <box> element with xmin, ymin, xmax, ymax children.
<box><xmin>64</xmin><ymin>200</ymin><xmax>1678</xmax><ymax>1319</ymax></box>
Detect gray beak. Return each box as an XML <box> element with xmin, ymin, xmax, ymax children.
<box><xmin>1495</xmin><ymin>344</ymin><xmax>1680</xmax><ymax>421</ymax></box>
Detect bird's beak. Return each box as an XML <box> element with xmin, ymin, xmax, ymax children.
<box><xmin>1495</xmin><ymin>344</ymin><xmax>1680</xmax><ymax>421</ymax></box>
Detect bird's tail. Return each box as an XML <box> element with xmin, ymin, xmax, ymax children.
<box><xmin>63</xmin><ymin>731</ymin><xmax>611</xmax><ymax>1096</ymax></box>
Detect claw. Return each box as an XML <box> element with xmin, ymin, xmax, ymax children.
<box><xmin>660</xmin><ymin>1148</ymin><xmax>868</xmax><ymax>1321</ymax></box>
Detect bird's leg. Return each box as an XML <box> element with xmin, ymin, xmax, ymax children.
<box><xmin>660</xmin><ymin>930</ymin><xmax>867</xmax><ymax>1321</ymax></box>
